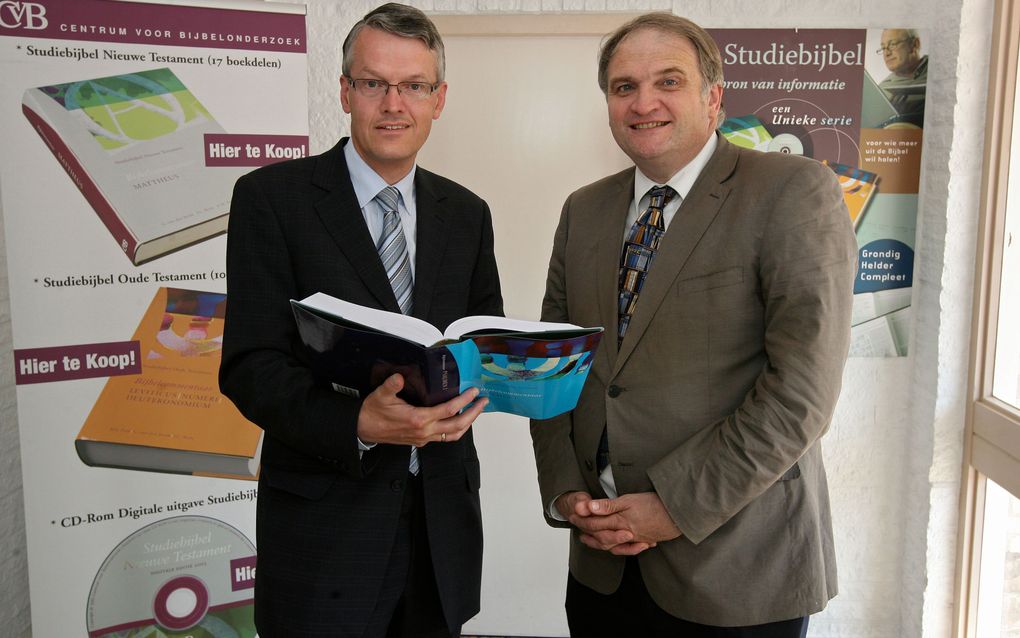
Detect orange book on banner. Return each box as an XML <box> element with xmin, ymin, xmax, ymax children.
<box><xmin>75</xmin><ymin>287</ymin><xmax>262</xmax><ymax>480</ymax></box>
<box><xmin>822</xmin><ymin>160</ymin><xmax>880</xmax><ymax>229</ymax></box>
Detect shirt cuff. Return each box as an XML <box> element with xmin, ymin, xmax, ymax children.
<box><xmin>357</xmin><ymin>436</ymin><xmax>376</xmax><ymax>459</ymax></box>
<box><xmin>548</xmin><ymin>494</ymin><xmax>567</xmax><ymax>521</ymax></box>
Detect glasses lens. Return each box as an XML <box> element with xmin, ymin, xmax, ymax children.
<box><xmin>400</xmin><ymin>82</ymin><xmax>431</xmax><ymax>99</ymax></box>
<box><xmin>356</xmin><ymin>79</ymin><xmax>383</xmax><ymax>97</ymax></box>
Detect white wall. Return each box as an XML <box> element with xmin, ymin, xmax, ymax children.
<box><xmin>0</xmin><ymin>0</ymin><xmax>993</xmax><ymax>636</ymax></box>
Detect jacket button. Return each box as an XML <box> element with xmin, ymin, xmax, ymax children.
<box><xmin>608</xmin><ymin>385</ymin><xmax>622</xmax><ymax>398</ymax></box>
<box><xmin>585</xmin><ymin>459</ymin><xmax>594</xmax><ymax>471</ymax></box>
<box><xmin>390</xmin><ymin>479</ymin><xmax>403</xmax><ymax>492</ymax></box>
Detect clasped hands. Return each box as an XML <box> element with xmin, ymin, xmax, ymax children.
<box><xmin>357</xmin><ymin>373</ymin><xmax>487</xmax><ymax>447</ymax></box>
<box><xmin>555</xmin><ymin>490</ymin><xmax>682</xmax><ymax>556</ymax></box>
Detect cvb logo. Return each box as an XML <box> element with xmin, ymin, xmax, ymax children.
<box><xmin>0</xmin><ymin>1</ymin><xmax>48</xmax><ymax>30</ymax></box>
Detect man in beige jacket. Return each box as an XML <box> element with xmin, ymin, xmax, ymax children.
<box><xmin>530</xmin><ymin>12</ymin><xmax>857</xmax><ymax>637</ymax></box>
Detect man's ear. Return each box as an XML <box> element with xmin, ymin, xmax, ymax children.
<box><xmin>432</xmin><ymin>82</ymin><xmax>448</xmax><ymax>121</ymax></box>
<box><xmin>340</xmin><ymin>76</ymin><xmax>352</xmax><ymax>115</ymax></box>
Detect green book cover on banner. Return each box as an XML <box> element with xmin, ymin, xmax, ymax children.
<box><xmin>719</xmin><ymin>114</ymin><xmax>774</xmax><ymax>152</ymax></box>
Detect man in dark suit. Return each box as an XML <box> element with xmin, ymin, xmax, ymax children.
<box><xmin>530</xmin><ymin>13</ymin><xmax>857</xmax><ymax>638</ymax></box>
<box><xmin>219</xmin><ymin>4</ymin><xmax>502</xmax><ymax>637</ymax></box>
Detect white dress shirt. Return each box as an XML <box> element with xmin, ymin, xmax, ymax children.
<box><xmin>343</xmin><ymin>140</ymin><xmax>418</xmax><ymax>457</ymax></box>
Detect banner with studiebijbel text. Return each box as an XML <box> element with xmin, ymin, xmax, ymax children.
<box><xmin>0</xmin><ymin>1</ymin><xmax>307</xmax><ymax>635</ymax></box>
<box><xmin>711</xmin><ymin>28</ymin><xmax>927</xmax><ymax>357</ymax></box>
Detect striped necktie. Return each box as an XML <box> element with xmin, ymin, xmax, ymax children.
<box><xmin>375</xmin><ymin>186</ymin><xmax>413</xmax><ymax>315</ymax></box>
<box><xmin>374</xmin><ymin>186</ymin><xmax>419</xmax><ymax>474</ymax></box>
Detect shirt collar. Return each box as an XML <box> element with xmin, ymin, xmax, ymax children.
<box><xmin>633</xmin><ymin>133</ymin><xmax>718</xmax><ymax>204</ymax></box>
<box><xmin>343</xmin><ymin>139</ymin><xmax>417</xmax><ymax>209</ymax></box>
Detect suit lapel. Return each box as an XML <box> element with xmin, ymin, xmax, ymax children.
<box><xmin>410</xmin><ymin>170</ymin><xmax>448</xmax><ymax>322</ymax></box>
<box><xmin>595</xmin><ymin>170</ymin><xmax>636</xmax><ymax>363</ymax></box>
<box><xmin>613</xmin><ymin>138</ymin><xmax>739</xmax><ymax>375</ymax></box>
<box><xmin>312</xmin><ymin>139</ymin><xmax>400</xmax><ymax>312</ymax></box>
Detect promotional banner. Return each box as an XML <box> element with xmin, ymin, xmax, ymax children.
<box><xmin>0</xmin><ymin>0</ymin><xmax>307</xmax><ymax>635</ymax></box>
<box><xmin>712</xmin><ymin>28</ymin><xmax>926</xmax><ymax>357</ymax></box>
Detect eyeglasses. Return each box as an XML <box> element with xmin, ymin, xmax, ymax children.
<box><xmin>347</xmin><ymin>78</ymin><xmax>439</xmax><ymax>100</ymax></box>
<box><xmin>876</xmin><ymin>38</ymin><xmax>914</xmax><ymax>54</ymax></box>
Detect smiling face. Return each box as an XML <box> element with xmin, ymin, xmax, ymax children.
<box><xmin>605</xmin><ymin>28</ymin><xmax>722</xmax><ymax>184</ymax></box>
<box><xmin>340</xmin><ymin>27</ymin><xmax>447</xmax><ymax>183</ymax></box>
<box><xmin>880</xmin><ymin>29</ymin><xmax>921</xmax><ymax>77</ymax></box>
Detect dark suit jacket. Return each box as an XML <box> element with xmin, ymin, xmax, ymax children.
<box><xmin>220</xmin><ymin>138</ymin><xmax>502</xmax><ymax>637</ymax></box>
<box><xmin>531</xmin><ymin>135</ymin><xmax>857</xmax><ymax>626</ymax></box>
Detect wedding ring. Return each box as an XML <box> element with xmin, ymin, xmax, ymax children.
<box><xmin>441</xmin><ymin>432</ymin><xmax>447</xmax><ymax>443</ymax></box>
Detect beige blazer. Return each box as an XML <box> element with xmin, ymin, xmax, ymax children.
<box><xmin>531</xmin><ymin>135</ymin><xmax>857</xmax><ymax>626</ymax></box>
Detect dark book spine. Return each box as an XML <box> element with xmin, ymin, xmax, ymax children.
<box><xmin>420</xmin><ymin>346</ymin><xmax>460</xmax><ymax>406</ymax></box>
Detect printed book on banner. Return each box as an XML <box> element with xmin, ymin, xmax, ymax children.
<box><xmin>719</xmin><ymin>115</ymin><xmax>774</xmax><ymax>152</ymax></box>
<box><xmin>823</xmin><ymin>160</ymin><xmax>881</xmax><ymax>229</ymax></box>
<box><xmin>76</xmin><ymin>287</ymin><xmax>263</xmax><ymax>479</ymax></box>
<box><xmin>22</xmin><ymin>68</ymin><xmax>245</xmax><ymax>265</ymax></box>
<box><xmin>291</xmin><ymin>293</ymin><xmax>604</xmax><ymax>420</ymax></box>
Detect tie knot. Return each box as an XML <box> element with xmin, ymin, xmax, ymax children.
<box><xmin>648</xmin><ymin>186</ymin><xmax>676</xmax><ymax>209</ymax></box>
<box><xmin>376</xmin><ymin>186</ymin><xmax>400</xmax><ymax>213</ymax></box>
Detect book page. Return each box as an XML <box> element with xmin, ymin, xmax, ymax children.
<box><xmin>886</xmin><ymin>306</ymin><xmax>912</xmax><ymax>355</ymax></box>
<box><xmin>851</xmin><ymin>292</ymin><xmax>879</xmax><ymax>326</ymax></box>
<box><xmin>294</xmin><ymin>293</ymin><xmax>443</xmax><ymax>346</ymax></box>
<box><xmin>445</xmin><ymin>315</ymin><xmax>590</xmax><ymax>340</ymax></box>
<box><xmin>849</xmin><ymin>314</ymin><xmax>899</xmax><ymax>357</ymax></box>
<box><xmin>852</xmin><ymin>287</ymin><xmax>912</xmax><ymax>326</ymax></box>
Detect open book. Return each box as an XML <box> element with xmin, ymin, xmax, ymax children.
<box><xmin>291</xmin><ymin>292</ymin><xmax>603</xmax><ymax>419</ymax></box>
<box><xmin>849</xmin><ymin>287</ymin><xmax>912</xmax><ymax>357</ymax></box>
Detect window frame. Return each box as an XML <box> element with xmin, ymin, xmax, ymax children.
<box><xmin>955</xmin><ymin>0</ymin><xmax>1020</xmax><ymax>634</ymax></box>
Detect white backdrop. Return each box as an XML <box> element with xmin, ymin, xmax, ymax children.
<box><xmin>420</xmin><ymin>30</ymin><xmax>632</xmax><ymax>636</ymax></box>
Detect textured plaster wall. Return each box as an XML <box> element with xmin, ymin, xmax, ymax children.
<box><xmin>0</xmin><ymin>0</ymin><xmax>993</xmax><ymax>635</ymax></box>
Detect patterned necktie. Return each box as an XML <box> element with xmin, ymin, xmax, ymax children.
<box><xmin>375</xmin><ymin>186</ymin><xmax>414</xmax><ymax>315</ymax></box>
<box><xmin>617</xmin><ymin>185</ymin><xmax>675</xmax><ymax>342</ymax></box>
<box><xmin>374</xmin><ymin>186</ymin><xmax>419</xmax><ymax>474</ymax></box>
<box><xmin>598</xmin><ymin>186</ymin><xmax>676</xmax><ymax>475</ymax></box>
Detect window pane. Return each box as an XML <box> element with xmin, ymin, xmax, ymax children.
<box><xmin>992</xmin><ymin>75</ymin><xmax>1020</xmax><ymax>410</ymax></box>
<box><xmin>974</xmin><ymin>478</ymin><xmax>1020</xmax><ymax>637</ymax></box>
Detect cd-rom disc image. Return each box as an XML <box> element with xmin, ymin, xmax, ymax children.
<box><xmin>86</xmin><ymin>516</ymin><xmax>257</xmax><ymax>637</ymax></box>
<box><xmin>768</xmin><ymin>133</ymin><xmax>805</xmax><ymax>155</ymax></box>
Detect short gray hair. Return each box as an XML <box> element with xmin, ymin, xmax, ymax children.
<box><xmin>342</xmin><ymin>3</ymin><xmax>446</xmax><ymax>82</ymax></box>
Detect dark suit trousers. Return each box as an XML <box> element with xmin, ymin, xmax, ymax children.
<box><xmin>361</xmin><ymin>474</ymin><xmax>455</xmax><ymax>638</ymax></box>
<box><xmin>565</xmin><ymin>557</ymin><xmax>809</xmax><ymax>638</ymax></box>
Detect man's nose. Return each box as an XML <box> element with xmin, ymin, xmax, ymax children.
<box><xmin>381</xmin><ymin>84</ymin><xmax>404</xmax><ymax>109</ymax></box>
<box><xmin>630</xmin><ymin>88</ymin><xmax>659</xmax><ymax>113</ymax></box>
